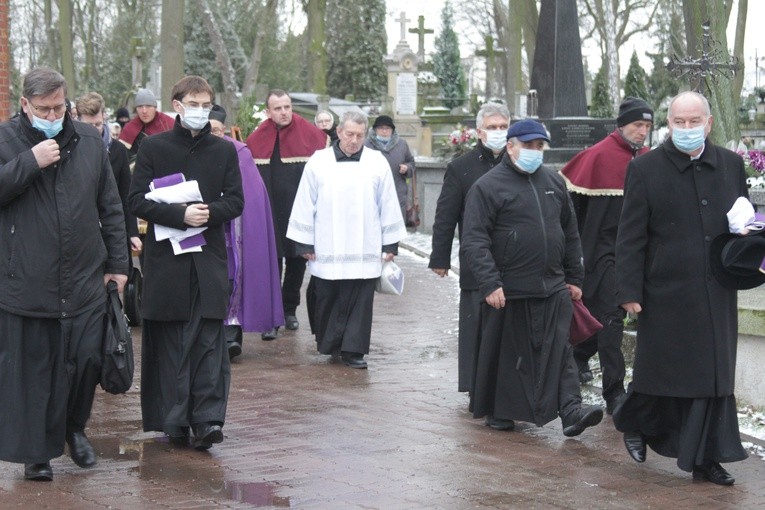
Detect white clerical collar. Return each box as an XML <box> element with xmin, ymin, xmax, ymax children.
<box><xmin>689</xmin><ymin>143</ymin><xmax>705</xmax><ymax>161</ymax></box>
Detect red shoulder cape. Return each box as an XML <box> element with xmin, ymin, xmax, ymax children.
<box><xmin>246</xmin><ymin>115</ymin><xmax>328</xmax><ymax>164</ymax></box>
<box><xmin>560</xmin><ymin>130</ymin><xmax>649</xmax><ymax>196</ymax></box>
<box><xmin>119</xmin><ymin>111</ymin><xmax>175</xmax><ymax>148</ymax></box>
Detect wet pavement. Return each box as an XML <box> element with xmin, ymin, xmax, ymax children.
<box><xmin>2</xmin><ymin>248</ymin><xmax>765</xmax><ymax>509</ymax></box>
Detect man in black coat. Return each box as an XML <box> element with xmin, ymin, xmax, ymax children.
<box><xmin>246</xmin><ymin>90</ymin><xmax>328</xmax><ymax>339</ymax></box>
<box><xmin>129</xmin><ymin>76</ymin><xmax>243</xmax><ymax>451</ymax></box>
<box><xmin>614</xmin><ymin>91</ymin><xmax>749</xmax><ymax>485</ymax></box>
<box><xmin>429</xmin><ymin>103</ymin><xmax>509</xmax><ymax>414</ymax></box>
<box><xmin>462</xmin><ymin>119</ymin><xmax>603</xmax><ymax>437</ymax></box>
<box><xmin>0</xmin><ymin>68</ymin><xmax>128</xmax><ymax>481</ymax></box>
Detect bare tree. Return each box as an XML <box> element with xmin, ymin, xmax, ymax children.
<box><xmin>58</xmin><ymin>0</ymin><xmax>75</xmax><ymax>90</ymax></box>
<box><xmin>193</xmin><ymin>0</ymin><xmax>240</xmax><ymax>114</ymax></box>
<box><xmin>161</xmin><ymin>0</ymin><xmax>184</xmax><ymax>108</ymax></box>
<box><xmin>303</xmin><ymin>0</ymin><xmax>326</xmax><ymax>94</ymax></box>
<box><xmin>242</xmin><ymin>0</ymin><xmax>278</xmax><ymax>96</ymax></box>
<box><xmin>578</xmin><ymin>0</ymin><xmax>659</xmax><ymax>110</ymax></box>
<box><xmin>682</xmin><ymin>0</ymin><xmax>747</xmax><ymax>145</ymax></box>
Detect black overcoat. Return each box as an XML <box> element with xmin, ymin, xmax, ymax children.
<box><xmin>0</xmin><ymin>114</ymin><xmax>128</xmax><ymax>317</ymax></box>
<box><xmin>429</xmin><ymin>142</ymin><xmax>504</xmax><ymax>290</ymax></box>
<box><xmin>616</xmin><ymin>139</ymin><xmax>748</xmax><ymax>398</ymax></box>
<box><xmin>129</xmin><ymin>119</ymin><xmax>244</xmax><ymax>321</ymax></box>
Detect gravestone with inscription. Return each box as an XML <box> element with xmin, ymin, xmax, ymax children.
<box><xmin>384</xmin><ymin>11</ymin><xmax>426</xmax><ymax>155</ymax></box>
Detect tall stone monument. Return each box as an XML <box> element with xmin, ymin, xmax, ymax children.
<box><xmin>384</xmin><ymin>12</ymin><xmax>429</xmax><ymax>155</ymax></box>
<box><xmin>529</xmin><ymin>0</ymin><xmax>587</xmax><ymax>118</ymax></box>
<box><xmin>527</xmin><ymin>0</ymin><xmax>614</xmax><ymax>163</ymax></box>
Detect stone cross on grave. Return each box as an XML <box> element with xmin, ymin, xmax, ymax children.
<box><xmin>397</xmin><ymin>11</ymin><xmax>411</xmax><ymax>43</ymax></box>
<box><xmin>666</xmin><ymin>21</ymin><xmax>741</xmax><ymax>94</ymax></box>
<box><xmin>475</xmin><ymin>35</ymin><xmax>506</xmax><ymax>100</ymax></box>
<box><xmin>131</xmin><ymin>37</ymin><xmax>145</xmax><ymax>88</ymax></box>
<box><xmin>408</xmin><ymin>15</ymin><xmax>434</xmax><ymax>61</ymax></box>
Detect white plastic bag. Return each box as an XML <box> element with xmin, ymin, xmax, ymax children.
<box><xmin>375</xmin><ymin>260</ymin><xmax>405</xmax><ymax>295</ymax></box>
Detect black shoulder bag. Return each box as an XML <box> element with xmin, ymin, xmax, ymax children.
<box><xmin>101</xmin><ymin>280</ymin><xmax>135</xmax><ymax>394</ymax></box>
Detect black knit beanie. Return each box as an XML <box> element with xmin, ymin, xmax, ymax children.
<box><xmin>617</xmin><ymin>97</ymin><xmax>654</xmax><ymax>127</ymax></box>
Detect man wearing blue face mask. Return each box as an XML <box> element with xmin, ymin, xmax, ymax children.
<box><xmin>614</xmin><ymin>91</ymin><xmax>749</xmax><ymax>485</ymax></box>
<box><xmin>0</xmin><ymin>67</ymin><xmax>129</xmax><ymax>481</ymax></box>
<box><xmin>461</xmin><ymin>118</ymin><xmax>604</xmax><ymax>437</ymax></box>
<box><xmin>129</xmin><ymin>75</ymin><xmax>244</xmax><ymax>451</ymax></box>
<box><xmin>429</xmin><ymin>102</ymin><xmax>509</xmax><ymax>410</ymax></box>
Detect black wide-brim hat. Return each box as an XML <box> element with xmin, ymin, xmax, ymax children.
<box><xmin>709</xmin><ymin>230</ymin><xmax>765</xmax><ymax>290</ymax></box>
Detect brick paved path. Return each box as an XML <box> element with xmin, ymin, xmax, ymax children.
<box><xmin>1</xmin><ymin>250</ymin><xmax>764</xmax><ymax>509</ymax></box>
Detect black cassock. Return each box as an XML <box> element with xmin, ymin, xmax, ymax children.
<box><xmin>471</xmin><ymin>289</ymin><xmax>581</xmax><ymax>426</ymax></box>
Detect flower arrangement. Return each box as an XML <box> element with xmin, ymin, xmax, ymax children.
<box><xmin>435</xmin><ymin>123</ymin><xmax>478</xmax><ymax>159</ymax></box>
<box><xmin>738</xmin><ymin>150</ymin><xmax>765</xmax><ymax>188</ymax></box>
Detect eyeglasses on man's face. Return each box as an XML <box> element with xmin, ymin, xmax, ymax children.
<box><xmin>25</xmin><ymin>99</ymin><xmax>67</xmax><ymax>117</ymax></box>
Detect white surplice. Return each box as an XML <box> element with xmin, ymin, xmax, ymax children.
<box><xmin>286</xmin><ymin>146</ymin><xmax>407</xmax><ymax>280</ymax></box>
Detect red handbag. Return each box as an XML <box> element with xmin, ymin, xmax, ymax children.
<box><xmin>569</xmin><ymin>299</ymin><xmax>603</xmax><ymax>346</ymax></box>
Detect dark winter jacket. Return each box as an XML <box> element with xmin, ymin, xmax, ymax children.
<box><xmin>616</xmin><ymin>139</ymin><xmax>748</xmax><ymax>398</ymax></box>
<box><xmin>461</xmin><ymin>154</ymin><xmax>583</xmax><ymax>301</ymax></box>
<box><xmin>129</xmin><ymin>118</ymin><xmax>244</xmax><ymax>321</ymax></box>
<box><xmin>0</xmin><ymin>113</ymin><xmax>128</xmax><ymax>318</ymax></box>
<box><xmin>429</xmin><ymin>142</ymin><xmax>504</xmax><ymax>289</ymax></box>
<box><xmin>364</xmin><ymin>131</ymin><xmax>415</xmax><ymax>218</ymax></box>
<box><xmin>108</xmin><ymin>138</ymin><xmax>139</xmax><ymax>238</ymax></box>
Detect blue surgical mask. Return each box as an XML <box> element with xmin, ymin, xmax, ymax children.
<box><xmin>376</xmin><ymin>135</ymin><xmax>391</xmax><ymax>143</ymax></box>
<box><xmin>514</xmin><ymin>148</ymin><xmax>544</xmax><ymax>173</ymax></box>
<box><xmin>671</xmin><ymin>125</ymin><xmax>706</xmax><ymax>153</ymax></box>
<box><xmin>32</xmin><ymin>114</ymin><xmax>64</xmax><ymax>138</ymax></box>
<box><xmin>180</xmin><ymin>104</ymin><xmax>210</xmax><ymax>131</ymax></box>
<box><xmin>484</xmin><ymin>130</ymin><xmax>507</xmax><ymax>151</ymax></box>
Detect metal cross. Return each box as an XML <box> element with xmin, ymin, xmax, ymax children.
<box><xmin>397</xmin><ymin>11</ymin><xmax>411</xmax><ymax>43</ymax></box>
<box><xmin>666</xmin><ymin>21</ymin><xmax>741</xmax><ymax>94</ymax></box>
<box><xmin>408</xmin><ymin>15</ymin><xmax>434</xmax><ymax>61</ymax></box>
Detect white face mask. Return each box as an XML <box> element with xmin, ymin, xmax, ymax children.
<box><xmin>179</xmin><ymin>103</ymin><xmax>210</xmax><ymax>131</ymax></box>
<box><xmin>483</xmin><ymin>130</ymin><xmax>507</xmax><ymax>151</ymax></box>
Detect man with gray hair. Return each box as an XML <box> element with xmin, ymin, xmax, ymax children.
<box><xmin>287</xmin><ymin>111</ymin><xmax>407</xmax><ymax>369</ymax></box>
<box><xmin>0</xmin><ymin>67</ymin><xmax>129</xmax><ymax>480</ymax></box>
<box><xmin>429</xmin><ymin>103</ymin><xmax>509</xmax><ymax>419</ymax></box>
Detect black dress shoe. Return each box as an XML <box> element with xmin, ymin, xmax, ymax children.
<box><xmin>168</xmin><ymin>426</ymin><xmax>190</xmax><ymax>446</ymax></box>
<box><xmin>67</xmin><ymin>430</ymin><xmax>97</xmax><ymax>468</ymax></box>
<box><xmin>562</xmin><ymin>405</ymin><xmax>604</xmax><ymax>437</ymax></box>
<box><xmin>193</xmin><ymin>423</ymin><xmax>224</xmax><ymax>451</ymax></box>
<box><xmin>227</xmin><ymin>341</ymin><xmax>242</xmax><ymax>360</ymax></box>
<box><xmin>285</xmin><ymin>315</ymin><xmax>299</xmax><ymax>330</ymax></box>
<box><xmin>24</xmin><ymin>462</ymin><xmax>53</xmax><ymax>481</ymax></box>
<box><xmin>341</xmin><ymin>352</ymin><xmax>368</xmax><ymax>369</ymax></box>
<box><xmin>261</xmin><ymin>327</ymin><xmax>278</xmax><ymax>340</ymax></box>
<box><xmin>693</xmin><ymin>461</ymin><xmax>735</xmax><ymax>486</ymax></box>
<box><xmin>485</xmin><ymin>415</ymin><xmax>515</xmax><ymax>431</ymax></box>
<box><xmin>623</xmin><ymin>432</ymin><xmax>647</xmax><ymax>463</ymax></box>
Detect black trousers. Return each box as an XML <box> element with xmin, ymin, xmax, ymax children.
<box><xmin>0</xmin><ymin>305</ymin><xmax>104</xmax><ymax>464</ymax></box>
<box><xmin>278</xmin><ymin>255</ymin><xmax>307</xmax><ymax>315</ymax></box>
<box><xmin>573</xmin><ymin>307</ymin><xmax>626</xmax><ymax>400</ymax></box>
<box><xmin>458</xmin><ymin>289</ymin><xmax>482</xmax><ymax>393</ymax></box>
